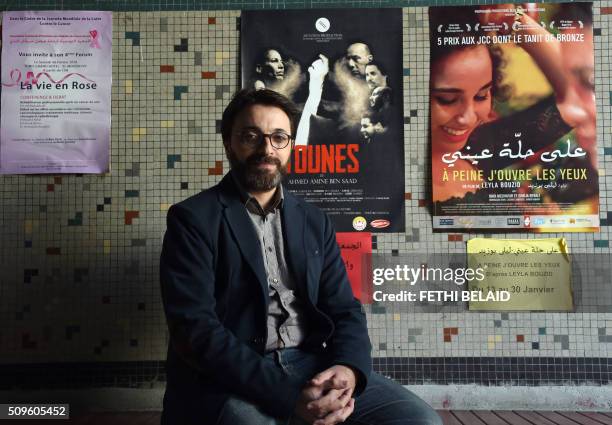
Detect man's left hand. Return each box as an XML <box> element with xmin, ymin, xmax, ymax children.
<box><xmin>304</xmin><ymin>365</ymin><xmax>357</xmax><ymax>424</ymax></box>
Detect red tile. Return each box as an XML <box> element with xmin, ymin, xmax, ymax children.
<box><xmin>443</xmin><ymin>328</ymin><xmax>451</xmax><ymax>335</ymax></box>
<box><xmin>443</xmin><ymin>335</ymin><xmax>452</xmax><ymax>342</ymax></box>
<box><xmin>54</xmin><ymin>176</ymin><xmax>62</xmax><ymax>184</ymax></box>
<box><xmin>201</xmin><ymin>71</ymin><xmax>216</xmax><ymax>79</ymax></box>
<box><xmin>404</xmin><ymin>193</ymin><xmax>412</xmax><ymax>200</ymax></box>
<box><xmin>208</xmin><ymin>17</ymin><xmax>216</xmax><ymax>24</ymax></box>
<box><xmin>601</xmin><ymin>7</ymin><xmax>612</xmax><ymax>14</ymax></box>
<box><xmin>208</xmin><ymin>160</ymin><xmax>223</xmax><ymax>175</ymax></box>
<box><xmin>160</xmin><ymin>65</ymin><xmax>175</xmax><ymax>73</ymax></box>
<box><xmin>418</xmin><ymin>199</ymin><xmax>427</xmax><ymax>207</ymax></box>
<box><xmin>516</xmin><ymin>334</ymin><xmax>525</xmax><ymax>342</ymax></box>
<box><xmin>125</xmin><ymin>210</ymin><xmax>140</xmax><ymax>225</ymax></box>
<box><xmin>450</xmin><ymin>327</ymin><xmax>458</xmax><ymax>335</ymax></box>
<box><xmin>47</xmin><ymin>184</ymin><xmax>55</xmax><ymax>192</ymax></box>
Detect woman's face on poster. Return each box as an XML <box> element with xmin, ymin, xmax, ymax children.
<box><xmin>261</xmin><ymin>49</ymin><xmax>285</xmax><ymax>81</ymax></box>
<box><xmin>430</xmin><ymin>45</ymin><xmax>493</xmax><ymax>154</ymax></box>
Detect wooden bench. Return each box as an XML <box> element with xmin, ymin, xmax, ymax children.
<box><xmin>439</xmin><ymin>411</ymin><xmax>612</xmax><ymax>425</ymax></box>
<box><xmin>8</xmin><ymin>411</ymin><xmax>612</xmax><ymax>424</ymax></box>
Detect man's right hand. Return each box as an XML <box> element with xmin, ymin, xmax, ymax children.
<box><xmin>294</xmin><ymin>378</ymin><xmax>354</xmax><ymax>424</ymax></box>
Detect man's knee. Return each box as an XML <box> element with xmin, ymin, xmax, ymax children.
<box><xmin>216</xmin><ymin>397</ymin><xmax>278</xmax><ymax>425</ymax></box>
<box><xmin>402</xmin><ymin>393</ymin><xmax>443</xmax><ymax>425</ymax></box>
<box><xmin>353</xmin><ymin>373</ymin><xmax>443</xmax><ymax>425</ymax></box>
<box><xmin>392</xmin><ymin>397</ymin><xmax>443</xmax><ymax>425</ymax></box>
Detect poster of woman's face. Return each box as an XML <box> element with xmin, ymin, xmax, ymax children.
<box><xmin>430</xmin><ymin>3</ymin><xmax>598</xmax><ymax>232</ymax></box>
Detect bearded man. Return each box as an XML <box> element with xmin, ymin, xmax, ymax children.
<box><xmin>160</xmin><ymin>89</ymin><xmax>441</xmax><ymax>425</ymax></box>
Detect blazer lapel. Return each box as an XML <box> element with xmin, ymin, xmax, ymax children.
<box><xmin>218</xmin><ymin>175</ymin><xmax>269</xmax><ymax>306</ymax></box>
<box><xmin>282</xmin><ymin>190</ymin><xmax>309</xmax><ymax>299</ymax></box>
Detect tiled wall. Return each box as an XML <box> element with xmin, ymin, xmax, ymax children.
<box><xmin>1</xmin><ymin>1</ymin><xmax>611</xmax><ymax>389</ymax></box>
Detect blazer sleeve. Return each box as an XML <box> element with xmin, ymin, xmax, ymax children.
<box><xmin>315</xmin><ymin>213</ymin><xmax>373</xmax><ymax>395</ymax></box>
<box><xmin>160</xmin><ymin>204</ymin><xmax>303</xmax><ymax>418</ymax></box>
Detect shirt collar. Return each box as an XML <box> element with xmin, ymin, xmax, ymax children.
<box><xmin>231</xmin><ymin>169</ymin><xmax>284</xmax><ymax>216</ymax></box>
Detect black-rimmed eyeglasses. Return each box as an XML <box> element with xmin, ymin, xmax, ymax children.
<box><xmin>236</xmin><ymin>129</ymin><xmax>293</xmax><ymax>150</ymax></box>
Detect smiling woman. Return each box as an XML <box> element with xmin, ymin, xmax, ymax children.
<box><xmin>430</xmin><ymin>46</ymin><xmax>495</xmax><ymax>157</ymax></box>
<box><xmin>430</xmin><ymin>9</ymin><xmax>512</xmax><ymax>202</ymax></box>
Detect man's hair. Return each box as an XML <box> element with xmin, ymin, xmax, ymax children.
<box><xmin>221</xmin><ymin>89</ymin><xmax>300</xmax><ymax>145</ymax></box>
<box><xmin>346</xmin><ymin>41</ymin><xmax>371</xmax><ymax>56</ymax></box>
<box><xmin>365</xmin><ymin>61</ymin><xmax>388</xmax><ymax>78</ymax></box>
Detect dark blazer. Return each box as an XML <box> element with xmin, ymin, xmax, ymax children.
<box><xmin>160</xmin><ymin>173</ymin><xmax>372</xmax><ymax>425</ymax></box>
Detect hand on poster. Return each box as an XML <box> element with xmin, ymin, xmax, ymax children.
<box><xmin>308</xmin><ymin>54</ymin><xmax>329</xmax><ymax>91</ymax></box>
<box><xmin>305</xmin><ymin>54</ymin><xmax>329</xmax><ymax>111</ymax></box>
<box><xmin>477</xmin><ymin>3</ymin><xmax>539</xmax><ymax>34</ymax></box>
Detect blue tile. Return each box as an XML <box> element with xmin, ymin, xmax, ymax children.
<box><xmin>68</xmin><ymin>212</ymin><xmax>83</xmax><ymax>226</ymax></box>
<box><xmin>174</xmin><ymin>86</ymin><xmax>188</xmax><ymax>100</ymax></box>
<box><xmin>167</xmin><ymin>154</ymin><xmax>182</xmax><ymax>169</ymax></box>
<box><xmin>125</xmin><ymin>32</ymin><xmax>140</xmax><ymax>46</ymax></box>
<box><xmin>594</xmin><ymin>240</ymin><xmax>609</xmax><ymax>248</ymax></box>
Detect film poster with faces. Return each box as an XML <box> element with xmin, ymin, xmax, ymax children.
<box><xmin>430</xmin><ymin>2</ymin><xmax>599</xmax><ymax>232</ymax></box>
<box><xmin>241</xmin><ymin>9</ymin><xmax>405</xmax><ymax>233</ymax></box>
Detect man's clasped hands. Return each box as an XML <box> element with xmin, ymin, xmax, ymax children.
<box><xmin>294</xmin><ymin>365</ymin><xmax>357</xmax><ymax>425</ymax></box>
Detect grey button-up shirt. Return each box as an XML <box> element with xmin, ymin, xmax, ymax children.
<box><xmin>232</xmin><ymin>172</ymin><xmax>308</xmax><ymax>352</ymax></box>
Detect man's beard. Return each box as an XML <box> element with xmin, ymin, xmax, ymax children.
<box><xmin>227</xmin><ymin>150</ymin><xmax>287</xmax><ymax>192</ymax></box>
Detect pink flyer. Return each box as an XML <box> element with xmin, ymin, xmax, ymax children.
<box><xmin>1</xmin><ymin>11</ymin><xmax>112</xmax><ymax>174</ymax></box>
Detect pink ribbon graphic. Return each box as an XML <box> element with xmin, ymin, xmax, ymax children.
<box><xmin>89</xmin><ymin>29</ymin><xmax>100</xmax><ymax>48</ymax></box>
<box><xmin>2</xmin><ymin>69</ymin><xmax>96</xmax><ymax>87</ymax></box>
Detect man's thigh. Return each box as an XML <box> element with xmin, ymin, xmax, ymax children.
<box><xmin>216</xmin><ymin>396</ymin><xmax>285</xmax><ymax>425</ymax></box>
<box><xmin>348</xmin><ymin>372</ymin><xmax>442</xmax><ymax>425</ymax></box>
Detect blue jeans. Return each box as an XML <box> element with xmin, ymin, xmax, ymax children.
<box><xmin>216</xmin><ymin>348</ymin><xmax>442</xmax><ymax>425</ymax></box>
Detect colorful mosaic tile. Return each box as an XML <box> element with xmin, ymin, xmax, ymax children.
<box><xmin>0</xmin><ymin>3</ymin><xmax>611</xmax><ymax>389</ymax></box>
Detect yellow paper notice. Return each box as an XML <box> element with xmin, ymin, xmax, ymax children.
<box><xmin>467</xmin><ymin>238</ymin><xmax>573</xmax><ymax>311</ymax></box>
